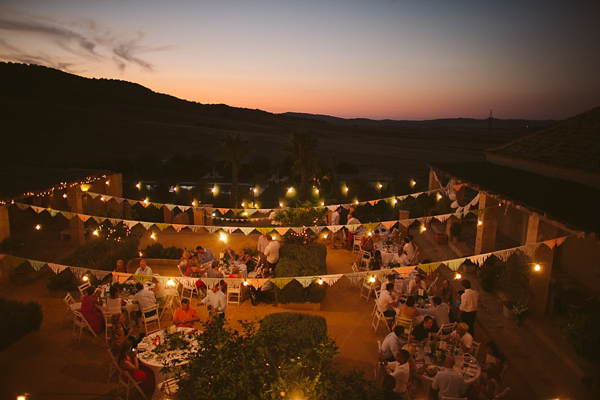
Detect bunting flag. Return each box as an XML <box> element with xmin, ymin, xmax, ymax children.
<box><xmin>275</xmin><ymin>227</ymin><xmax>290</xmax><ymax>236</ymax></box>
<box><xmin>271</xmin><ymin>278</ymin><xmax>294</xmax><ymax>289</ymax></box>
<box><xmin>328</xmin><ymin>225</ymin><xmax>343</xmax><ymax>233</ymax></box>
<box><xmin>165</xmin><ymin>204</ymin><xmax>177</xmax><ymax>211</ymax></box>
<box><xmin>70</xmin><ymin>266</ymin><xmax>89</xmax><ymax>278</ymax></box>
<box><xmin>113</xmin><ymin>272</ymin><xmax>133</xmax><ymax>283</ymax></box>
<box><xmin>340</xmin><ymin>204</ymin><xmax>352</xmax><ymax>210</ymax></box>
<box><xmin>291</xmin><ymin>227</ymin><xmax>303</xmax><ymax>234</ymax></box>
<box><xmin>156</xmin><ymin>223</ymin><xmax>170</xmax><ymax>231</ymax></box>
<box><xmin>29</xmin><ymin>260</ymin><xmax>47</xmax><ymax>271</ymax></box>
<box><xmin>257</xmin><ymin>228</ymin><xmax>273</xmax><ymax>235</ymax></box>
<box><xmin>445</xmin><ymin>258</ymin><xmax>467</xmax><ymax>271</ymax></box>
<box><xmin>344</xmin><ymin>272</ymin><xmax>364</xmax><ymax>285</ymax></box>
<box><xmin>140</xmin><ymin>222</ymin><xmax>154</xmax><ymax>230</ymax></box>
<box><xmin>381</xmin><ymin>221</ymin><xmax>397</xmax><ymax>230</ymax></box>
<box><xmin>364</xmin><ymin>222</ymin><xmax>379</xmax><ymax>232</ymax></box>
<box><xmin>346</xmin><ymin>224</ymin><xmax>361</xmax><ymax>233</ymax></box>
<box><xmin>172</xmin><ymin>224</ymin><xmax>186</xmax><ymax>233</ymax></box>
<box><xmin>393</xmin><ymin>267</ymin><xmax>416</xmax><ymax>277</ymax></box>
<box><xmin>417</xmin><ymin>262</ymin><xmax>442</xmax><ymax>274</ymax></box>
<box><xmin>326</xmin><ymin>205</ymin><xmax>338</xmax><ymax>212</ymax></box>
<box><xmin>6</xmin><ymin>255</ymin><xmax>26</xmax><ymax>268</ymax></box>
<box><xmin>133</xmin><ymin>274</ymin><xmax>154</xmax><ymax>284</ymax></box>
<box><xmin>201</xmin><ymin>277</ymin><xmax>221</xmax><ymax>288</ymax></box>
<box><xmin>295</xmin><ymin>277</ymin><xmax>316</xmax><ymax>288</ymax></box>
<box><xmin>88</xmin><ymin>193</ymin><xmax>99</xmax><ymax>199</ymax></box>
<box><xmin>90</xmin><ymin>269</ymin><xmax>112</xmax><ymax>280</ymax></box>
<box><xmin>240</xmin><ymin>228</ymin><xmax>256</xmax><ymax>236</ymax></box>
<box><xmin>310</xmin><ymin>226</ymin><xmax>324</xmax><ymax>234</ymax></box>
<box><xmin>48</xmin><ymin>263</ymin><xmax>68</xmax><ymax>275</ymax></box>
<box><xmin>321</xmin><ymin>274</ymin><xmax>343</xmax><ymax>286</ymax></box>
<box><xmin>16</xmin><ymin>203</ymin><xmax>29</xmax><ymax>211</ymax></box>
<box><xmin>247</xmin><ymin>278</ymin><xmax>268</xmax><ymax>288</ymax></box>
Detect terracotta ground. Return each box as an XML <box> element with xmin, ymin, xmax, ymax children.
<box><xmin>0</xmin><ymin>230</ymin><xmax>536</xmax><ymax>399</ymax></box>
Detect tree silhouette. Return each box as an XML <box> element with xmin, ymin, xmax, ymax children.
<box><xmin>286</xmin><ymin>130</ymin><xmax>318</xmax><ymax>202</ymax></box>
<box><xmin>218</xmin><ymin>133</ymin><xmax>252</xmax><ymax>208</ymax></box>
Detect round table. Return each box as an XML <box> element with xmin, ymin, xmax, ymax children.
<box><xmin>137</xmin><ymin>327</ymin><xmax>201</xmax><ymax>384</ymax></box>
<box><xmin>413</xmin><ymin>342</ymin><xmax>481</xmax><ymax>398</ymax></box>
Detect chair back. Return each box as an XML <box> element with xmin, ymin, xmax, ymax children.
<box><xmin>471</xmin><ymin>340</ymin><xmax>481</xmax><ymax>357</ymax></box>
<box><xmin>64</xmin><ymin>293</ymin><xmax>75</xmax><ymax>305</ymax></box>
<box><xmin>437</xmin><ymin>322</ymin><xmax>457</xmax><ymax>337</ymax></box>
<box><xmin>394</xmin><ymin>316</ymin><xmax>413</xmax><ymax>336</ymax></box>
<box><xmin>78</xmin><ymin>282</ymin><xmax>91</xmax><ymax>299</ymax></box>
<box><xmin>494</xmin><ymin>386</ymin><xmax>510</xmax><ymax>399</ymax></box>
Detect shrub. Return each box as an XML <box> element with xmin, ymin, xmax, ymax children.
<box><xmin>60</xmin><ymin>235</ymin><xmax>139</xmax><ymax>271</ymax></box>
<box><xmin>496</xmin><ymin>251</ymin><xmax>533</xmax><ymax>306</ymax></box>
<box><xmin>141</xmin><ymin>243</ymin><xmax>183</xmax><ymax>259</ymax></box>
<box><xmin>0</xmin><ymin>297</ymin><xmax>43</xmax><ymax>351</ymax></box>
<box><xmin>170</xmin><ymin>314</ymin><xmax>382</xmax><ymax>400</ymax></box>
<box><xmin>0</xmin><ymin>236</ymin><xmax>24</xmax><ymax>255</ymax></box>
<box><xmin>564</xmin><ymin>311</ymin><xmax>600</xmax><ymax>366</ymax></box>
<box><xmin>273</xmin><ymin>201</ymin><xmax>326</xmax><ymax>227</ymax></box>
<box><xmin>275</xmin><ymin>242</ymin><xmax>327</xmax><ymax>303</ymax></box>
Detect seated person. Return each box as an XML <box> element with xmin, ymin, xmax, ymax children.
<box><xmin>132</xmin><ymin>282</ymin><xmax>157</xmax><ymax>325</ymax></box>
<box><xmin>394</xmin><ymin>236</ymin><xmax>415</xmax><ymax>266</ymax></box>
<box><xmin>80</xmin><ymin>286</ymin><xmax>104</xmax><ymax>333</ymax></box>
<box><xmin>377</xmin><ymin>283</ymin><xmax>400</xmax><ymax>318</ymax></box>
<box><xmin>447</xmin><ymin>323</ymin><xmax>473</xmax><ymax>353</ymax></box>
<box><xmin>134</xmin><ymin>260</ymin><xmax>153</xmax><ymax>276</ymax></box>
<box><xmin>381</xmin><ymin>326</ymin><xmax>405</xmax><ymax>362</ymax></box>
<box><xmin>223</xmin><ymin>246</ymin><xmax>236</xmax><ymax>261</ymax></box>
<box><xmin>473</xmin><ymin>362</ymin><xmax>506</xmax><ymax>399</ymax></box>
<box><xmin>250</xmin><ymin>268</ymin><xmax>275</xmax><ymax>304</ymax></box>
<box><xmin>431</xmin><ymin>356</ymin><xmax>466</xmax><ymax>400</ymax></box>
<box><xmin>370</xmin><ymin>250</ymin><xmax>384</xmax><ymax>270</ymax></box>
<box><xmin>238</xmin><ymin>248</ymin><xmax>255</xmax><ymax>272</ymax></box>
<box><xmin>151</xmin><ymin>277</ymin><xmax>168</xmax><ymax>306</ymax></box>
<box><xmin>229</xmin><ymin>265</ymin><xmax>241</xmax><ymax>278</ymax></box>
<box><xmin>410</xmin><ymin>315</ymin><xmax>437</xmax><ymax>342</ymax></box>
<box><xmin>421</xmin><ymin>296</ymin><xmax>450</xmax><ymax>327</ymax></box>
<box><xmin>379</xmin><ymin>349</ymin><xmax>411</xmax><ymax>398</ymax></box>
<box><xmin>196</xmin><ymin>245</ymin><xmax>214</xmax><ymax>264</ymax></box>
<box><xmin>178</xmin><ymin>251</ymin><xmax>192</xmax><ymax>271</ymax></box>
<box><xmin>114</xmin><ymin>259</ymin><xmax>127</xmax><ymax>273</ymax></box>
<box><xmin>173</xmin><ymin>298</ymin><xmax>200</xmax><ymax>328</ymax></box>
<box><xmin>437</xmin><ymin>279</ymin><xmax>454</xmax><ymax>304</ymax></box>
<box><xmin>407</xmin><ymin>274</ymin><xmax>427</xmax><ymax>296</ymax></box>
<box><xmin>484</xmin><ymin>341</ymin><xmax>505</xmax><ymax>369</ymax></box>
<box><xmin>398</xmin><ymin>296</ymin><xmax>420</xmax><ymax>319</ymax></box>
<box><xmin>206</xmin><ymin>261</ymin><xmax>224</xmax><ymax>278</ymax></box>
<box><xmin>110</xmin><ymin>313</ymin><xmax>144</xmax><ymax>353</ymax></box>
<box><xmin>381</xmin><ymin>374</ymin><xmax>403</xmax><ymax>399</ymax></box>
<box><xmin>362</xmin><ymin>235</ymin><xmax>375</xmax><ymax>254</ymax></box>
<box><xmin>117</xmin><ymin>340</ymin><xmax>155</xmax><ymax>391</ymax></box>
<box><xmin>106</xmin><ymin>285</ymin><xmax>127</xmax><ymax>314</ymax></box>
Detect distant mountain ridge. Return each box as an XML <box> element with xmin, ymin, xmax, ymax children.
<box><xmin>0</xmin><ymin>62</ymin><xmax>556</xmax><ymax>176</ymax></box>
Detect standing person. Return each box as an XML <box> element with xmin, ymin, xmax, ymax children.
<box><xmin>134</xmin><ymin>260</ymin><xmax>153</xmax><ymax>275</ymax></box>
<box><xmin>173</xmin><ymin>299</ymin><xmax>200</xmax><ymax>328</ymax></box>
<box><xmin>346</xmin><ymin>212</ymin><xmax>361</xmax><ymax>250</ymax></box>
<box><xmin>256</xmin><ymin>232</ymin><xmax>269</xmax><ymax>270</ymax></box>
<box><xmin>264</xmin><ymin>237</ymin><xmax>281</xmax><ymax>270</ymax></box>
<box><xmin>421</xmin><ymin>296</ymin><xmax>451</xmax><ymax>327</ymax></box>
<box><xmin>201</xmin><ymin>283</ymin><xmax>227</xmax><ymax>320</ymax></box>
<box><xmin>459</xmin><ymin>279</ymin><xmax>478</xmax><ymax>337</ymax></box>
<box><xmin>330</xmin><ymin>207</ymin><xmax>341</xmax><ymax>248</ymax></box>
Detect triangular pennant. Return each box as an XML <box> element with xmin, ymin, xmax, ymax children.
<box><xmin>69</xmin><ymin>266</ymin><xmax>88</xmax><ymax>278</ymax></box>
<box><xmin>381</xmin><ymin>221</ymin><xmax>397</xmax><ymax>230</ymax></box>
<box><xmin>399</xmin><ymin>220</ymin><xmax>411</xmax><ymax>228</ymax></box>
<box><xmin>7</xmin><ymin>256</ymin><xmax>26</xmax><ymax>268</ymax></box>
<box><xmin>124</xmin><ymin>220</ymin><xmax>138</xmax><ymax>228</ymax></box>
<box><xmin>92</xmin><ymin>216</ymin><xmax>103</xmax><ymax>223</ymax></box>
<box><xmin>275</xmin><ymin>227</ymin><xmax>290</xmax><ymax>235</ymax></box>
<box><xmin>445</xmin><ymin>258</ymin><xmax>467</xmax><ymax>271</ymax></box>
<box><xmin>346</xmin><ymin>224</ymin><xmax>361</xmax><ymax>233</ymax></box>
<box><xmin>31</xmin><ymin>205</ymin><xmax>44</xmax><ymax>213</ymax></box>
<box><xmin>256</xmin><ymin>228</ymin><xmax>272</xmax><ymax>235</ymax></box>
<box><xmin>222</xmin><ymin>227</ymin><xmax>236</xmax><ymax>234</ymax></box>
<box><xmin>310</xmin><ymin>226</ymin><xmax>324</xmax><ymax>234</ymax></box>
<box><xmin>271</xmin><ymin>278</ymin><xmax>294</xmax><ymax>289</ymax></box>
<box><xmin>78</xmin><ymin>213</ymin><xmax>90</xmax><ymax>222</ymax></box>
<box><xmin>202</xmin><ymin>277</ymin><xmax>220</xmax><ymax>288</ymax></box>
<box><xmin>179</xmin><ymin>206</ymin><xmax>190</xmax><ymax>212</ymax></box>
<box><xmin>48</xmin><ymin>263</ymin><xmax>68</xmax><ymax>275</ymax></box>
<box><xmin>393</xmin><ymin>267</ymin><xmax>416</xmax><ymax>277</ymax></box>
<box><xmin>364</xmin><ymin>222</ymin><xmax>379</xmax><ymax>232</ymax></box>
<box><xmin>344</xmin><ymin>272</ymin><xmax>365</xmax><ymax>285</ymax></box>
<box><xmin>295</xmin><ymin>277</ymin><xmax>315</xmax><ymax>288</ymax></box>
<box><xmin>165</xmin><ymin>204</ymin><xmax>177</xmax><ymax>211</ymax></box>
<box><xmin>244</xmin><ymin>209</ymin><xmax>258</xmax><ymax>217</ymax></box>
<box><xmin>140</xmin><ymin>222</ymin><xmax>154</xmax><ymax>230</ymax></box>
<box><xmin>340</xmin><ymin>203</ymin><xmax>352</xmax><ymax>210</ymax></box>
<box><xmin>103</xmin><ymin>195</ymin><xmax>114</xmax><ymax>202</ymax></box>
<box><xmin>321</xmin><ymin>274</ymin><xmax>343</xmax><ymax>286</ymax></box>
<box><xmin>156</xmin><ymin>223</ymin><xmax>170</xmax><ymax>231</ymax></box>
<box><xmin>172</xmin><ymin>224</ymin><xmax>185</xmax><ymax>233</ymax></box>
<box><xmin>358</xmin><ymin>201</ymin><xmax>367</xmax><ymax>206</ymax></box>
<box><xmin>291</xmin><ymin>227</ymin><xmax>303</xmax><ymax>234</ymax></box>
<box><xmin>48</xmin><ymin>209</ymin><xmax>60</xmax><ymax>217</ymax></box>
<box><xmin>90</xmin><ymin>269</ymin><xmax>112</xmax><ymax>280</ymax></box>
<box><xmin>240</xmin><ymin>228</ymin><xmax>255</xmax><ymax>236</ymax></box>
<box><xmin>29</xmin><ymin>260</ymin><xmax>47</xmax><ymax>271</ymax></box>
<box><xmin>16</xmin><ymin>203</ymin><xmax>29</xmax><ymax>211</ymax></box>
<box><xmin>206</xmin><ymin>226</ymin><xmax>219</xmax><ymax>234</ymax></box>
<box><xmin>217</xmin><ymin>208</ymin><xmax>229</xmax><ymax>215</ymax></box>
<box><xmin>418</xmin><ymin>262</ymin><xmax>441</xmax><ymax>274</ymax></box>
<box><xmin>113</xmin><ymin>197</ymin><xmax>124</xmax><ymax>204</ymax></box>
<box><xmin>247</xmin><ymin>279</ymin><xmax>267</xmax><ymax>288</ymax></box>
<box><xmin>88</xmin><ymin>193</ymin><xmax>99</xmax><ymax>199</ymax></box>
<box><xmin>326</xmin><ymin>205</ymin><xmax>338</xmax><ymax>212</ymax></box>
<box><xmin>113</xmin><ymin>272</ymin><xmax>133</xmax><ymax>284</ymax></box>
<box><xmin>328</xmin><ymin>225</ymin><xmax>342</xmax><ymax>233</ymax></box>
<box><xmin>368</xmin><ymin>200</ymin><xmax>377</xmax><ymax>206</ymax></box>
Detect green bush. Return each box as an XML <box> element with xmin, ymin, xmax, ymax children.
<box><xmin>0</xmin><ymin>236</ymin><xmax>24</xmax><ymax>254</ymax></box>
<box><xmin>0</xmin><ymin>297</ymin><xmax>43</xmax><ymax>351</ymax></box>
<box><xmin>60</xmin><ymin>235</ymin><xmax>139</xmax><ymax>271</ymax></box>
<box><xmin>496</xmin><ymin>251</ymin><xmax>534</xmax><ymax>306</ymax></box>
<box><xmin>141</xmin><ymin>242</ymin><xmax>183</xmax><ymax>259</ymax></box>
<box><xmin>275</xmin><ymin>242</ymin><xmax>327</xmax><ymax>303</ymax></box>
<box><xmin>260</xmin><ymin>313</ymin><xmax>328</xmax><ymax>349</ymax></box>
<box><xmin>564</xmin><ymin>311</ymin><xmax>600</xmax><ymax>366</ymax></box>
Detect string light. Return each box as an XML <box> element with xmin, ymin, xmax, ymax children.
<box><xmin>92</xmin><ymin>229</ymin><xmax>99</xmax><ymax>236</ymax></box>
<box><xmin>436</xmin><ymin>193</ymin><xmax>442</xmax><ymax>201</ymax></box>
<box><xmin>136</xmin><ymin>182</ymin><xmax>141</xmax><ymax>190</ymax></box>
<box><xmin>35</xmin><ymin>224</ymin><xmax>41</xmax><ymax>231</ymax></box>
<box><xmin>534</xmin><ymin>264</ymin><xmax>541</xmax><ymax>272</ymax></box>
<box><xmin>343</xmin><ymin>186</ymin><xmax>349</xmax><ymax>194</ymax></box>
<box><xmin>192</xmin><ymin>199</ymin><xmax>198</xmax><ymax>207</ymax></box>
<box><xmin>477</xmin><ymin>220</ymin><xmax>483</xmax><ymax>226</ymax></box>
<box><xmin>143</xmin><ymin>198</ymin><xmax>149</xmax><ymax>205</ymax></box>
<box><xmin>455</xmin><ymin>273</ymin><xmax>462</xmax><ymax>280</ymax></box>
<box><xmin>393</xmin><ymin>198</ymin><xmax>398</xmax><ymax>205</ymax></box>
<box><xmin>320</xmin><ymin>200</ymin><xmax>325</xmax><ymax>207</ymax></box>
<box><xmin>377</xmin><ymin>182</ymin><xmax>382</xmax><ymax>190</ymax></box>
<box><xmin>150</xmin><ymin>232</ymin><xmax>156</xmax><ymax>240</ymax></box>
<box><xmin>253</xmin><ymin>187</ymin><xmax>259</xmax><ymax>195</ymax></box>
<box><xmin>100</xmin><ymin>196</ymin><xmax>105</xmax><ymax>202</ymax></box>
<box><xmin>354</xmin><ymin>199</ymin><xmax>359</xmax><ymax>205</ymax></box>
<box><xmin>313</xmin><ymin>187</ymin><xmax>319</xmax><ymax>194</ymax></box>
<box><xmin>62</xmin><ymin>193</ymin><xmax>68</xmax><ymax>199</ymax></box>
<box><xmin>317</xmin><ymin>278</ymin><xmax>324</xmax><ymax>285</ymax></box>
<box><xmin>211</xmin><ymin>186</ymin><xmax>218</xmax><ymax>195</ymax></box>
<box><xmin>410</xmin><ymin>179</ymin><xmax>416</xmax><ymax>188</ymax></box>
<box><xmin>241</xmin><ymin>202</ymin><xmax>246</xmax><ymax>208</ymax></box>
<box><xmin>167</xmin><ymin>279</ymin><xmax>176</xmax><ymax>287</ymax></box>
<box><xmin>420</xmin><ymin>224</ymin><xmax>427</xmax><ymax>233</ymax></box>
<box><xmin>105</xmin><ymin>180</ymin><xmax>110</xmax><ymax>185</ymax></box>
<box><xmin>139</xmin><ymin>251</ymin><xmax>143</xmax><ymax>257</ymax></box>
<box><xmin>369</xmin><ymin>276</ymin><xmax>376</xmax><ymax>283</ymax></box>
<box><xmin>82</xmin><ymin>275</ymin><xmax>89</xmax><ymax>282</ymax></box>
<box><xmin>279</xmin><ymin>202</ymin><xmax>284</xmax><ymax>207</ymax></box>
<box><xmin>219</xmin><ymin>233</ymin><xmax>227</xmax><ymax>243</ymax></box>
<box><xmin>243</xmin><ymin>280</ymin><xmax>249</xmax><ymax>286</ymax></box>
<box><xmin>271</xmin><ymin>235</ymin><xmax>277</xmax><ymax>240</ymax></box>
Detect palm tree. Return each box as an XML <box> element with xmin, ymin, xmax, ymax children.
<box><xmin>218</xmin><ymin>133</ymin><xmax>252</xmax><ymax>208</ymax></box>
<box><xmin>286</xmin><ymin>130</ymin><xmax>318</xmax><ymax>202</ymax></box>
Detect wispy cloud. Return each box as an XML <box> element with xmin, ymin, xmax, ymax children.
<box><xmin>0</xmin><ymin>11</ymin><xmax>172</xmax><ymax>73</ymax></box>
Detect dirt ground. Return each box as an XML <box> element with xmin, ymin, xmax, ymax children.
<box><xmin>0</xmin><ymin>230</ymin><xmax>535</xmax><ymax>399</ymax></box>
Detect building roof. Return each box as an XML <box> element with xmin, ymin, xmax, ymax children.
<box><xmin>429</xmin><ymin>161</ymin><xmax>600</xmax><ymax>235</ymax></box>
<box><xmin>0</xmin><ymin>165</ymin><xmax>111</xmax><ymax>201</ymax></box>
<box><xmin>485</xmin><ymin>106</ymin><xmax>600</xmax><ymax>176</ymax></box>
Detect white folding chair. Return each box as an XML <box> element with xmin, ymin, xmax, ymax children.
<box><xmin>393</xmin><ymin>316</ymin><xmax>413</xmax><ymax>339</ymax></box>
<box><xmin>374</xmin><ymin>339</ymin><xmax>383</xmax><ymax>378</ymax></box>
<box><xmin>352</xmin><ymin>234</ymin><xmax>364</xmax><ymax>252</ymax></box>
<box><xmin>141</xmin><ymin>305</ymin><xmax>160</xmax><ymax>335</ymax></box>
<box><xmin>437</xmin><ymin>322</ymin><xmax>457</xmax><ymax>337</ymax></box>
<box><xmin>103</xmin><ymin>311</ymin><xmax>119</xmax><ymax>343</ymax></box>
<box><xmin>78</xmin><ymin>282</ymin><xmax>91</xmax><ymax>300</ymax></box>
<box><xmin>471</xmin><ymin>340</ymin><xmax>481</xmax><ymax>358</ymax></box>
<box><xmin>427</xmin><ymin>276</ymin><xmax>439</xmax><ymax>294</ymax></box>
<box><xmin>107</xmin><ymin>348</ymin><xmax>119</xmax><ymax>383</ymax></box>
<box><xmin>159</xmin><ymin>294</ymin><xmax>175</xmax><ymax>320</ymax></box>
<box><xmin>372</xmin><ymin>289</ymin><xmax>381</xmax><ymax>316</ymax></box>
<box><xmin>181</xmin><ymin>279</ymin><xmax>200</xmax><ymax>304</ymax></box>
<box><xmin>157</xmin><ymin>377</ymin><xmax>179</xmax><ymax>397</ymax></box>
<box><xmin>117</xmin><ymin>364</ymin><xmax>148</xmax><ymax>399</ymax></box>
<box><xmin>500</xmin><ymin>363</ymin><xmax>508</xmax><ymax>380</ymax></box>
<box><xmin>359</xmin><ymin>250</ymin><xmax>372</xmax><ymax>270</ymax></box>
<box><xmin>494</xmin><ymin>386</ymin><xmax>510</xmax><ymax>399</ymax></box>
<box><xmin>227</xmin><ymin>281</ymin><xmax>242</xmax><ymax>305</ymax></box>
<box><xmin>72</xmin><ymin>310</ymin><xmax>98</xmax><ymax>342</ymax></box>
<box><xmin>372</xmin><ymin>308</ymin><xmax>394</xmax><ymax>333</ymax></box>
<box><xmin>63</xmin><ymin>293</ymin><xmax>81</xmax><ymax>322</ymax></box>
<box><xmin>360</xmin><ymin>279</ymin><xmax>376</xmax><ymax>301</ymax></box>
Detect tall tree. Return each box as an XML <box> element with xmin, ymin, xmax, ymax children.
<box><xmin>286</xmin><ymin>130</ymin><xmax>318</xmax><ymax>202</ymax></box>
<box><xmin>218</xmin><ymin>133</ymin><xmax>252</xmax><ymax>207</ymax></box>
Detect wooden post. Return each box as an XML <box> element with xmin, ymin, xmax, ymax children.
<box><xmin>68</xmin><ymin>187</ymin><xmax>85</xmax><ymax>247</ymax></box>
<box><xmin>474</xmin><ymin>193</ymin><xmax>499</xmax><ymax>254</ymax></box>
<box><xmin>0</xmin><ymin>205</ymin><xmax>10</xmax><ymax>242</ymax></box>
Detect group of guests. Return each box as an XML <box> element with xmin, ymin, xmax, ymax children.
<box><xmin>364</xmin><ymin>233</ymin><xmax>416</xmax><ymax>270</ymax></box>
<box><xmin>379</xmin><ymin>324</ymin><xmax>506</xmax><ymax>400</ymax></box>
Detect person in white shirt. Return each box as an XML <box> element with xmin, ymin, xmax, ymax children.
<box><xmin>398</xmin><ymin>236</ymin><xmax>416</xmax><ymax>266</ymax></box>
<box><xmin>422</xmin><ymin>296</ymin><xmax>450</xmax><ymax>327</ymax></box>
<box><xmin>407</xmin><ymin>274</ymin><xmax>427</xmax><ymax>296</ymax></box>
<box><xmin>329</xmin><ymin>207</ymin><xmax>341</xmax><ymax>248</ymax></box>
<box><xmin>459</xmin><ymin>279</ymin><xmax>478</xmax><ymax>336</ymax></box>
<box><xmin>151</xmin><ymin>277</ymin><xmax>168</xmax><ymax>306</ymax></box>
<box><xmin>134</xmin><ymin>260</ymin><xmax>153</xmax><ymax>275</ymax></box>
<box><xmin>380</xmin><ymin>349</ymin><xmax>411</xmax><ymax>399</ymax></box>
<box><xmin>132</xmin><ymin>282</ymin><xmax>157</xmax><ymax>325</ymax></box>
<box><xmin>381</xmin><ymin>326</ymin><xmax>405</xmax><ymax>362</ymax></box>
<box><xmin>346</xmin><ymin>212</ymin><xmax>361</xmax><ymax>250</ymax></box>
<box><xmin>264</xmin><ymin>238</ymin><xmax>281</xmax><ymax>269</ymax></box>
<box><xmin>256</xmin><ymin>233</ymin><xmax>269</xmax><ymax>269</ymax></box>
<box><xmin>431</xmin><ymin>355</ymin><xmax>466</xmax><ymax>400</ymax></box>
<box><xmin>201</xmin><ymin>283</ymin><xmax>227</xmax><ymax>319</ymax></box>
<box><xmin>448</xmin><ymin>322</ymin><xmax>473</xmax><ymax>352</ymax></box>
<box><xmin>377</xmin><ymin>283</ymin><xmax>400</xmax><ymax>318</ymax></box>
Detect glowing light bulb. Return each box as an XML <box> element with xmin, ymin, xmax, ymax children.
<box><xmin>243</xmin><ymin>281</ymin><xmax>249</xmax><ymax>286</ymax></box>
<box><xmin>354</xmin><ymin>199</ymin><xmax>359</xmax><ymax>205</ymax></box>
<box><xmin>410</xmin><ymin>179</ymin><xmax>416</xmax><ymax>188</ymax></box>
<box><xmin>455</xmin><ymin>273</ymin><xmax>462</xmax><ymax>280</ymax></box>
<box><xmin>437</xmin><ymin>193</ymin><xmax>442</xmax><ymax>201</ymax></box>
<box><xmin>317</xmin><ymin>278</ymin><xmax>324</xmax><ymax>285</ymax></box>
<box><xmin>344</xmin><ymin>186</ymin><xmax>349</xmax><ymax>193</ymax></box>
<box><xmin>105</xmin><ymin>180</ymin><xmax>110</xmax><ymax>185</ymax></box>
<box><xmin>150</xmin><ymin>232</ymin><xmax>156</xmax><ymax>240</ymax></box>
<box><xmin>377</xmin><ymin>182</ymin><xmax>382</xmax><ymax>189</ymax></box>
<box><xmin>211</xmin><ymin>186</ymin><xmax>217</xmax><ymax>193</ymax></box>
<box><xmin>167</xmin><ymin>279</ymin><xmax>175</xmax><ymax>287</ymax></box>
<box><xmin>271</xmin><ymin>235</ymin><xmax>277</xmax><ymax>240</ymax></box>
<box><xmin>314</xmin><ymin>187</ymin><xmax>319</xmax><ymax>194</ymax></box>
<box><xmin>369</xmin><ymin>276</ymin><xmax>376</xmax><ymax>283</ymax></box>
<box><xmin>220</xmin><ymin>233</ymin><xmax>227</xmax><ymax>243</ymax></box>
<box><xmin>136</xmin><ymin>182</ymin><xmax>141</xmax><ymax>190</ymax></box>
<box><xmin>368</xmin><ymin>231</ymin><xmax>372</xmax><ymax>237</ymax></box>
<box><xmin>138</xmin><ymin>251</ymin><xmax>143</xmax><ymax>257</ymax></box>
<box><xmin>320</xmin><ymin>201</ymin><xmax>325</xmax><ymax>206</ymax></box>
<box><xmin>253</xmin><ymin>187</ymin><xmax>258</xmax><ymax>194</ymax></box>
<box><xmin>62</xmin><ymin>193</ymin><xmax>67</xmax><ymax>199</ymax></box>
<box><xmin>323</xmin><ymin>233</ymin><xmax>328</xmax><ymax>239</ymax></box>
<box><xmin>143</xmin><ymin>198</ymin><xmax>149</xmax><ymax>205</ymax></box>
<box><xmin>478</xmin><ymin>220</ymin><xmax>482</xmax><ymax>226</ymax></box>
<box><xmin>92</xmin><ymin>229</ymin><xmax>99</xmax><ymax>236</ymax></box>
<box><xmin>83</xmin><ymin>275</ymin><xmax>89</xmax><ymax>282</ymax></box>
<box><xmin>393</xmin><ymin>198</ymin><xmax>398</xmax><ymax>205</ymax></box>
<box><xmin>287</xmin><ymin>187</ymin><xmax>294</xmax><ymax>194</ymax></box>
<box><xmin>192</xmin><ymin>200</ymin><xmax>198</xmax><ymax>207</ymax></box>
<box><xmin>534</xmin><ymin>264</ymin><xmax>541</xmax><ymax>272</ymax></box>
<box><xmin>279</xmin><ymin>202</ymin><xmax>284</xmax><ymax>207</ymax></box>
<box><xmin>100</xmin><ymin>196</ymin><xmax>105</xmax><ymax>202</ymax></box>
<box><xmin>241</xmin><ymin>202</ymin><xmax>246</xmax><ymax>208</ymax></box>
<box><xmin>35</xmin><ymin>224</ymin><xmax>41</xmax><ymax>231</ymax></box>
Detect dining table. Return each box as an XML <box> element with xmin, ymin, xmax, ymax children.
<box><xmin>412</xmin><ymin>339</ymin><xmax>481</xmax><ymax>398</ymax></box>
<box><xmin>137</xmin><ymin>327</ymin><xmax>202</xmax><ymax>385</ymax></box>
<box><xmin>375</xmin><ymin>242</ymin><xmax>399</xmax><ymax>266</ymax></box>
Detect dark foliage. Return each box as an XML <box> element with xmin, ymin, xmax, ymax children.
<box><xmin>60</xmin><ymin>235</ymin><xmax>139</xmax><ymax>271</ymax></box>
<box><xmin>141</xmin><ymin>243</ymin><xmax>183</xmax><ymax>259</ymax></box>
<box><xmin>275</xmin><ymin>243</ymin><xmax>327</xmax><ymax>303</ymax></box>
<box><xmin>0</xmin><ymin>298</ymin><xmax>43</xmax><ymax>351</ymax></box>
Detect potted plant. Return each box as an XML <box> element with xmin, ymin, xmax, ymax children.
<box><xmin>449</xmin><ymin>222</ymin><xmax>462</xmax><ymax>242</ymax></box>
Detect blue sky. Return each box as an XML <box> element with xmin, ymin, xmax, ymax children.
<box><xmin>1</xmin><ymin>0</ymin><xmax>599</xmax><ymax>120</ymax></box>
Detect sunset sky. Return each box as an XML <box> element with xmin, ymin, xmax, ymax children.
<box><xmin>1</xmin><ymin>0</ymin><xmax>599</xmax><ymax>120</ymax></box>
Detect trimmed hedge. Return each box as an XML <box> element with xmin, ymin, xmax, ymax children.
<box><xmin>60</xmin><ymin>235</ymin><xmax>139</xmax><ymax>271</ymax></box>
<box><xmin>274</xmin><ymin>242</ymin><xmax>327</xmax><ymax>303</ymax></box>
<box><xmin>141</xmin><ymin>243</ymin><xmax>183</xmax><ymax>259</ymax></box>
<box><xmin>0</xmin><ymin>297</ymin><xmax>43</xmax><ymax>351</ymax></box>
<box><xmin>259</xmin><ymin>312</ymin><xmax>328</xmax><ymax>348</ymax></box>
